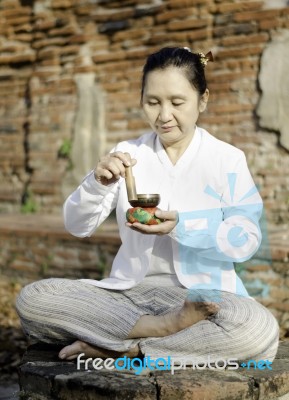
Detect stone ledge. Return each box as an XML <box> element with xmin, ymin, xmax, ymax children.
<box><xmin>0</xmin><ymin>213</ymin><xmax>120</xmax><ymax>244</ymax></box>
<box><xmin>0</xmin><ymin>214</ymin><xmax>120</xmax><ymax>281</ymax></box>
<box><xmin>0</xmin><ymin>214</ymin><xmax>288</xmax><ymax>261</ymax></box>
<box><xmin>18</xmin><ymin>341</ymin><xmax>289</xmax><ymax>400</ymax></box>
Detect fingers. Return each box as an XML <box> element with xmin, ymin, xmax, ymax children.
<box><xmin>154</xmin><ymin>209</ymin><xmax>179</xmax><ymax>222</ymax></box>
<box><xmin>95</xmin><ymin>151</ymin><xmax>137</xmax><ymax>184</ymax></box>
<box><xmin>125</xmin><ymin>209</ymin><xmax>179</xmax><ymax>235</ymax></box>
<box><xmin>114</xmin><ymin>151</ymin><xmax>132</xmax><ymax>167</ymax></box>
<box><xmin>125</xmin><ymin>219</ymin><xmax>177</xmax><ymax>235</ymax></box>
<box><xmin>126</xmin><ymin>222</ymin><xmax>165</xmax><ymax>235</ymax></box>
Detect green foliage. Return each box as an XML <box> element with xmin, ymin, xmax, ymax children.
<box><xmin>21</xmin><ymin>191</ymin><xmax>38</xmax><ymax>214</ymax></box>
<box><xmin>58</xmin><ymin>138</ymin><xmax>73</xmax><ymax>170</ymax></box>
<box><xmin>98</xmin><ymin>253</ymin><xmax>108</xmax><ymax>277</ymax></box>
<box><xmin>58</xmin><ymin>138</ymin><xmax>72</xmax><ymax>158</ymax></box>
<box><xmin>39</xmin><ymin>254</ymin><xmax>54</xmax><ymax>277</ymax></box>
<box><xmin>235</xmin><ymin>262</ymin><xmax>246</xmax><ymax>275</ymax></box>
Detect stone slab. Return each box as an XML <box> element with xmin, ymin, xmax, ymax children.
<box><xmin>18</xmin><ymin>341</ymin><xmax>289</xmax><ymax>400</ymax></box>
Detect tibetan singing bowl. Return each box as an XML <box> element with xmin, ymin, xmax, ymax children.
<box><xmin>128</xmin><ymin>194</ymin><xmax>160</xmax><ymax>208</ymax></box>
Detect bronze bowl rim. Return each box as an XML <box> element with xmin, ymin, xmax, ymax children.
<box><xmin>128</xmin><ymin>194</ymin><xmax>160</xmax><ymax>207</ymax></box>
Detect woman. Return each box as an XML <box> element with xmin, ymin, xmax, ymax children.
<box><xmin>16</xmin><ymin>47</ymin><xmax>279</xmax><ymax>365</ymax></box>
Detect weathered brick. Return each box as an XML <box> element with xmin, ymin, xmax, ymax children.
<box><xmin>283</xmin><ymin>19</ymin><xmax>289</xmax><ymax>29</ymax></box>
<box><xmin>234</xmin><ymin>9</ymin><xmax>281</xmax><ymax>22</ymax></box>
<box><xmin>34</xmin><ymin>19</ymin><xmax>56</xmax><ymax>31</ymax></box>
<box><xmin>209</xmin><ymin>103</ymin><xmax>253</xmax><ymax>114</ymax></box>
<box><xmin>164</xmin><ymin>30</ymin><xmax>189</xmax><ymax>42</ymax></box>
<box><xmin>75</xmin><ymin>4</ymin><xmax>94</xmax><ymax>16</ymax></box>
<box><xmin>0</xmin><ymin>6</ymin><xmax>31</xmax><ymax>17</ymax></box>
<box><xmin>4</xmin><ymin>15</ymin><xmax>31</xmax><ymax>25</ymax></box>
<box><xmin>0</xmin><ymin>0</ymin><xmax>19</xmax><ymax>8</ymax></box>
<box><xmin>168</xmin><ymin>0</ymin><xmax>210</xmax><ymax>8</ymax></box>
<box><xmin>213</xmin><ymin>22</ymin><xmax>258</xmax><ymax>38</ymax></box>
<box><xmin>0</xmin><ymin>52</ymin><xmax>36</xmax><ymax>64</ymax></box>
<box><xmin>134</xmin><ymin>3</ymin><xmax>166</xmax><ymax>18</ymax></box>
<box><xmin>92</xmin><ymin>50</ymin><xmax>126</xmax><ymax>64</ymax></box>
<box><xmin>155</xmin><ymin>8</ymin><xmax>197</xmax><ymax>23</ymax></box>
<box><xmin>91</xmin><ymin>8</ymin><xmax>134</xmax><ymax>23</ymax></box>
<box><xmin>217</xmin><ymin>45</ymin><xmax>264</xmax><ymax>59</ymax></box>
<box><xmin>127</xmin><ymin>119</ymin><xmax>147</xmax><ymax>130</ymax></box>
<box><xmin>281</xmin><ymin>6</ymin><xmax>289</xmax><ymax>15</ymax></box>
<box><xmin>33</xmin><ymin>37</ymin><xmax>69</xmax><ymax>49</ymax></box>
<box><xmin>102</xmin><ymin>80</ymin><xmax>129</xmax><ymax>92</ymax></box>
<box><xmin>209</xmin><ymin>70</ymin><xmax>259</xmax><ymax>83</ymax></box>
<box><xmin>133</xmin><ymin>16</ymin><xmax>154</xmax><ymax>28</ymax></box>
<box><xmin>11</xmin><ymin>33</ymin><xmax>32</xmax><ymax>42</ymax></box>
<box><xmin>215</xmin><ymin>1</ymin><xmax>263</xmax><ymax>14</ymax></box>
<box><xmin>145</xmin><ymin>32</ymin><xmax>169</xmax><ymax>45</ymax></box>
<box><xmin>167</xmin><ymin>17</ymin><xmax>210</xmax><ymax>31</ymax></box>
<box><xmin>187</xmin><ymin>27</ymin><xmax>211</xmax><ymax>41</ymax></box>
<box><xmin>221</xmin><ymin>33</ymin><xmax>269</xmax><ymax>46</ymax></box>
<box><xmin>0</xmin><ymin>0</ymin><xmax>288</xmax><ymax>325</ymax></box>
<box><xmin>13</xmin><ymin>22</ymin><xmax>33</xmax><ymax>32</ymax></box>
<box><xmin>51</xmin><ymin>0</ymin><xmax>73</xmax><ymax>9</ymax></box>
<box><xmin>259</xmin><ymin>18</ymin><xmax>282</xmax><ymax>30</ymax></box>
<box><xmin>48</xmin><ymin>23</ymin><xmax>80</xmax><ymax>37</ymax></box>
<box><xmin>112</xmin><ymin>27</ymin><xmax>149</xmax><ymax>42</ymax></box>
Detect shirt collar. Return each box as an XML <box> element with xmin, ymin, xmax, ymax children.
<box><xmin>154</xmin><ymin>126</ymin><xmax>202</xmax><ymax>170</ymax></box>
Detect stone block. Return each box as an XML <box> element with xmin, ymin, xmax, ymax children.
<box><xmin>155</xmin><ymin>8</ymin><xmax>196</xmax><ymax>24</ymax></box>
<box><xmin>17</xmin><ymin>342</ymin><xmax>289</xmax><ymax>400</ymax></box>
<box><xmin>112</xmin><ymin>27</ymin><xmax>149</xmax><ymax>42</ymax></box>
<box><xmin>33</xmin><ymin>37</ymin><xmax>69</xmax><ymax>49</ymax></box>
<box><xmin>221</xmin><ymin>33</ymin><xmax>269</xmax><ymax>46</ymax></box>
<box><xmin>168</xmin><ymin>0</ymin><xmax>209</xmax><ymax>8</ymax></box>
<box><xmin>51</xmin><ymin>0</ymin><xmax>73</xmax><ymax>9</ymax></box>
<box><xmin>4</xmin><ymin>15</ymin><xmax>31</xmax><ymax>26</ymax></box>
<box><xmin>92</xmin><ymin>50</ymin><xmax>126</xmax><ymax>64</ymax></box>
<box><xmin>214</xmin><ymin>1</ymin><xmax>263</xmax><ymax>14</ymax></box>
<box><xmin>134</xmin><ymin>3</ymin><xmax>166</xmax><ymax>18</ymax></box>
<box><xmin>18</xmin><ymin>344</ymin><xmax>156</xmax><ymax>400</ymax></box>
<box><xmin>238</xmin><ymin>358</ymin><xmax>289</xmax><ymax>399</ymax></box>
<box><xmin>257</xmin><ymin>32</ymin><xmax>289</xmax><ymax>149</ymax></box>
<box><xmin>0</xmin><ymin>52</ymin><xmax>36</xmax><ymax>64</ymax></box>
<box><xmin>234</xmin><ymin>9</ymin><xmax>281</xmax><ymax>22</ymax></box>
<box><xmin>217</xmin><ymin>45</ymin><xmax>264</xmax><ymax>59</ymax></box>
<box><xmin>213</xmin><ymin>22</ymin><xmax>258</xmax><ymax>38</ymax></box>
<box><xmin>259</xmin><ymin>18</ymin><xmax>282</xmax><ymax>30</ymax></box>
<box><xmin>156</xmin><ymin>369</ymin><xmax>255</xmax><ymax>399</ymax></box>
<box><xmin>167</xmin><ymin>17</ymin><xmax>210</xmax><ymax>31</ymax></box>
<box><xmin>99</xmin><ymin>20</ymin><xmax>131</xmax><ymax>34</ymax></box>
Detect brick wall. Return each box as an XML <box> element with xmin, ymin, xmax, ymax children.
<box><xmin>0</xmin><ymin>0</ymin><xmax>288</xmax><ymax>223</ymax></box>
<box><xmin>0</xmin><ymin>1</ymin><xmax>289</xmax><ymax>334</ymax></box>
<box><xmin>0</xmin><ymin>0</ymin><xmax>289</xmax><ymax>337</ymax></box>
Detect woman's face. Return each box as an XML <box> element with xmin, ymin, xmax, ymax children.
<box><xmin>142</xmin><ymin>67</ymin><xmax>209</xmax><ymax>146</ymax></box>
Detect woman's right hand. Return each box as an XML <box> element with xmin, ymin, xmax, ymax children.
<box><xmin>94</xmin><ymin>152</ymin><xmax>137</xmax><ymax>186</ymax></box>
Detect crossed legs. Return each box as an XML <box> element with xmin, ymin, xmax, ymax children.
<box><xmin>59</xmin><ymin>297</ymin><xmax>219</xmax><ymax>360</ymax></box>
<box><xmin>17</xmin><ymin>279</ymin><xmax>279</xmax><ymax>364</ymax></box>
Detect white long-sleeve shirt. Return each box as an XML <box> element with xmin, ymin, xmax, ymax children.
<box><xmin>63</xmin><ymin>127</ymin><xmax>262</xmax><ymax>298</ymax></box>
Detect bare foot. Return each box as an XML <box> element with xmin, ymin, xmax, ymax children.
<box><xmin>59</xmin><ymin>340</ymin><xmax>141</xmax><ymax>361</ymax></box>
<box><xmin>127</xmin><ymin>299</ymin><xmax>220</xmax><ymax>339</ymax></box>
<box><xmin>163</xmin><ymin>299</ymin><xmax>220</xmax><ymax>336</ymax></box>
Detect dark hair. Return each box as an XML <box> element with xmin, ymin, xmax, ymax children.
<box><xmin>141</xmin><ymin>47</ymin><xmax>208</xmax><ymax>102</ymax></box>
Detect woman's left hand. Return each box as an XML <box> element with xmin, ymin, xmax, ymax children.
<box><xmin>125</xmin><ymin>209</ymin><xmax>178</xmax><ymax>235</ymax></box>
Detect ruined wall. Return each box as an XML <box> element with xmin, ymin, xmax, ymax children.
<box><xmin>0</xmin><ymin>0</ymin><xmax>289</xmax><ymax>224</ymax></box>
<box><xmin>1</xmin><ymin>0</ymin><xmax>289</xmax><ymax>336</ymax></box>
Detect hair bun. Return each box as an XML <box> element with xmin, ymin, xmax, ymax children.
<box><xmin>198</xmin><ymin>51</ymin><xmax>214</xmax><ymax>67</ymax></box>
